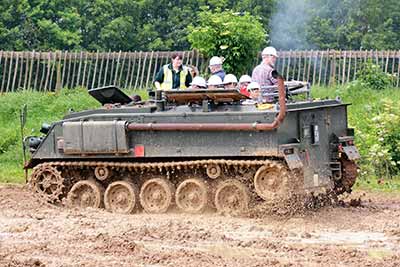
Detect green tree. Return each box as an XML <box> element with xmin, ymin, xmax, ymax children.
<box><xmin>187</xmin><ymin>9</ymin><xmax>266</xmax><ymax>75</ymax></box>
<box><xmin>305</xmin><ymin>0</ymin><xmax>400</xmax><ymax>50</ymax></box>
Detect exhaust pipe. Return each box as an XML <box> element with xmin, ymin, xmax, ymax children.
<box><xmin>127</xmin><ymin>72</ymin><xmax>286</xmax><ymax>132</ymax></box>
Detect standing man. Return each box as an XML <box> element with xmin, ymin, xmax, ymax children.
<box><xmin>209</xmin><ymin>56</ymin><xmax>226</xmax><ymax>81</ymax></box>
<box><xmin>252</xmin><ymin>46</ymin><xmax>279</xmax><ymax>87</ymax></box>
<box><xmin>154</xmin><ymin>53</ymin><xmax>192</xmax><ymax>90</ymax></box>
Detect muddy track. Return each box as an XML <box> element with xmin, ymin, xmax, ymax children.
<box><xmin>0</xmin><ymin>184</ymin><xmax>400</xmax><ymax>267</ymax></box>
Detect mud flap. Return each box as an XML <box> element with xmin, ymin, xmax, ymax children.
<box><xmin>342</xmin><ymin>146</ymin><xmax>360</xmax><ymax>160</ymax></box>
<box><xmin>284</xmin><ymin>153</ymin><xmax>303</xmax><ymax>170</ymax></box>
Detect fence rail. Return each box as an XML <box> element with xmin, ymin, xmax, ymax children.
<box><xmin>0</xmin><ymin>49</ymin><xmax>399</xmax><ymax>92</ymax></box>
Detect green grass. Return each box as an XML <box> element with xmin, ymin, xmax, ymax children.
<box><xmin>0</xmin><ymin>87</ymin><xmax>147</xmax><ymax>183</ymax></box>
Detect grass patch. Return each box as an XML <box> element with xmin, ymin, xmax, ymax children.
<box><xmin>0</xmin><ymin>87</ymin><xmax>146</xmax><ymax>183</ymax></box>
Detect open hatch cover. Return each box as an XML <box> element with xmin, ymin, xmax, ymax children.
<box><xmin>88</xmin><ymin>86</ymin><xmax>132</xmax><ymax>105</ymax></box>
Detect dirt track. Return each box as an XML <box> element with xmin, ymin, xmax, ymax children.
<box><xmin>0</xmin><ymin>184</ymin><xmax>399</xmax><ymax>267</ymax></box>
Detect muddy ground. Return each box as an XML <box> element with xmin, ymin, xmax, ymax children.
<box><xmin>0</xmin><ymin>184</ymin><xmax>399</xmax><ymax>267</ymax></box>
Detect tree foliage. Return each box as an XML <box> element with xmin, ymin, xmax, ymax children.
<box><xmin>187</xmin><ymin>10</ymin><xmax>266</xmax><ymax>74</ymax></box>
<box><xmin>0</xmin><ymin>0</ymin><xmax>399</xmax><ymax>52</ymax></box>
<box><xmin>0</xmin><ymin>0</ymin><xmax>274</xmax><ymax>52</ymax></box>
<box><xmin>304</xmin><ymin>0</ymin><xmax>400</xmax><ymax>50</ymax></box>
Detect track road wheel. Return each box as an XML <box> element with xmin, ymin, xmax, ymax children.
<box><xmin>206</xmin><ymin>164</ymin><xmax>222</xmax><ymax>179</ymax></box>
<box><xmin>30</xmin><ymin>164</ymin><xmax>64</xmax><ymax>203</ymax></box>
<box><xmin>104</xmin><ymin>181</ymin><xmax>139</xmax><ymax>214</ymax></box>
<box><xmin>67</xmin><ymin>180</ymin><xmax>104</xmax><ymax>209</ymax></box>
<box><xmin>175</xmin><ymin>179</ymin><xmax>208</xmax><ymax>213</ymax></box>
<box><xmin>254</xmin><ymin>164</ymin><xmax>288</xmax><ymax>201</ymax></box>
<box><xmin>214</xmin><ymin>179</ymin><xmax>249</xmax><ymax>215</ymax></box>
<box><xmin>94</xmin><ymin>166</ymin><xmax>110</xmax><ymax>181</ymax></box>
<box><xmin>139</xmin><ymin>178</ymin><xmax>174</xmax><ymax>213</ymax></box>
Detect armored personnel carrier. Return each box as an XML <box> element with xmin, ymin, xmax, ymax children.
<box><xmin>25</xmin><ymin>74</ymin><xmax>359</xmax><ymax>215</ymax></box>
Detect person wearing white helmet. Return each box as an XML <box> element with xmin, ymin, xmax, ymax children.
<box><xmin>207</xmin><ymin>75</ymin><xmax>223</xmax><ymax>89</ymax></box>
<box><xmin>241</xmin><ymin>81</ymin><xmax>261</xmax><ymax>105</ymax></box>
<box><xmin>239</xmin><ymin>74</ymin><xmax>252</xmax><ymax>96</ymax></box>
<box><xmin>190</xmin><ymin>76</ymin><xmax>207</xmax><ymax>89</ymax></box>
<box><xmin>247</xmin><ymin>82</ymin><xmax>261</xmax><ymax>100</ymax></box>
<box><xmin>223</xmin><ymin>74</ymin><xmax>238</xmax><ymax>89</ymax></box>
<box><xmin>252</xmin><ymin>46</ymin><xmax>279</xmax><ymax>89</ymax></box>
<box><xmin>209</xmin><ymin>56</ymin><xmax>226</xmax><ymax>81</ymax></box>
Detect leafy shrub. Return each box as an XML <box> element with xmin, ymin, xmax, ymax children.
<box><xmin>187</xmin><ymin>9</ymin><xmax>266</xmax><ymax>75</ymax></box>
<box><xmin>356</xmin><ymin>60</ymin><xmax>394</xmax><ymax>90</ymax></box>
<box><xmin>356</xmin><ymin>99</ymin><xmax>400</xmax><ymax>179</ymax></box>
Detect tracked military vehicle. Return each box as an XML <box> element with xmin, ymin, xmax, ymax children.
<box><xmin>25</xmin><ymin>74</ymin><xmax>359</xmax><ymax>215</ymax></box>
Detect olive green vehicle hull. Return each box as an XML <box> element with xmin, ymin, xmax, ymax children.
<box><xmin>26</xmin><ymin>87</ymin><xmax>359</xmax><ymax>214</ymax></box>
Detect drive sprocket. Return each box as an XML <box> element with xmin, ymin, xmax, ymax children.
<box><xmin>30</xmin><ymin>164</ymin><xmax>64</xmax><ymax>203</ymax></box>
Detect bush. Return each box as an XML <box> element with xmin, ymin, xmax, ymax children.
<box><xmin>187</xmin><ymin>9</ymin><xmax>266</xmax><ymax>75</ymax></box>
<box><xmin>356</xmin><ymin>60</ymin><xmax>395</xmax><ymax>90</ymax></box>
<box><xmin>359</xmin><ymin>99</ymin><xmax>400</xmax><ymax>178</ymax></box>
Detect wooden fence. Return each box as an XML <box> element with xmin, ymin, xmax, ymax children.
<box><xmin>274</xmin><ymin>50</ymin><xmax>400</xmax><ymax>87</ymax></box>
<box><xmin>0</xmin><ymin>50</ymin><xmax>206</xmax><ymax>93</ymax></box>
<box><xmin>0</xmin><ymin>49</ymin><xmax>399</xmax><ymax>92</ymax></box>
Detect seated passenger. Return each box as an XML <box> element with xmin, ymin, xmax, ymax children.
<box><xmin>190</xmin><ymin>76</ymin><xmax>207</xmax><ymax>89</ymax></box>
<box><xmin>241</xmin><ymin>82</ymin><xmax>261</xmax><ymax>105</ymax></box>
<box><xmin>207</xmin><ymin>75</ymin><xmax>223</xmax><ymax>89</ymax></box>
<box><xmin>223</xmin><ymin>74</ymin><xmax>238</xmax><ymax>89</ymax></box>
<box><xmin>239</xmin><ymin>75</ymin><xmax>252</xmax><ymax>97</ymax></box>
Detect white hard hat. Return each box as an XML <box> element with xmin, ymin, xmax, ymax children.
<box><xmin>223</xmin><ymin>74</ymin><xmax>238</xmax><ymax>84</ymax></box>
<box><xmin>262</xmin><ymin>46</ymin><xmax>278</xmax><ymax>57</ymax></box>
<box><xmin>209</xmin><ymin>56</ymin><xmax>223</xmax><ymax>66</ymax></box>
<box><xmin>207</xmin><ymin>75</ymin><xmax>223</xmax><ymax>86</ymax></box>
<box><xmin>239</xmin><ymin>75</ymin><xmax>252</xmax><ymax>84</ymax></box>
<box><xmin>190</xmin><ymin>76</ymin><xmax>207</xmax><ymax>88</ymax></box>
<box><xmin>247</xmin><ymin>82</ymin><xmax>260</xmax><ymax>90</ymax></box>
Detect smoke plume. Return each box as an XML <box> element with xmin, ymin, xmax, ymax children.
<box><xmin>269</xmin><ymin>0</ymin><xmax>315</xmax><ymax>50</ymax></box>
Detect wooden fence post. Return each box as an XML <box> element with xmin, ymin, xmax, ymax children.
<box><xmin>81</xmin><ymin>51</ymin><xmax>88</xmax><ymax>88</ymax></box>
<box><xmin>6</xmin><ymin>51</ymin><xmax>14</xmax><ymax>92</ymax></box>
<box><xmin>128</xmin><ymin>51</ymin><xmax>137</xmax><ymax>89</ymax></box>
<box><xmin>102</xmin><ymin>51</ymin><xmax>110</xmax><ymax>87</ymax></box>
<box><xmin>117</xmin><ymin>51</ymin><xmax>127</xmax><ymax>87</ymax></box>
<box><xmin>134</xmin><ymin>51</ymin><xmax>142</xmax><ymax>89</ymax></box>
<box><xmin>56</xmin><ymin>51</ymin><xmax>62</xmax><ymax>91</ymax></box>
<box><xmin>145</xmin><ymin>51</ymin><xmax>154</xmax><ymax>89</ymax></box>
<box><xmin>139</xmin><ymin>52</ymin><xmax>148</xmax><ymax>89</ymax></box>
<box><xmin>113</xmin><ymin>50</ymin><xmax>122</xmax><ymax>85</ymax></box>
<box><xmin>76</xmin><ymin>51</ymin><xmax>83</xmax><ymax>87</ymax></box>
<box><xmin>12</xmin><ymin>52</ymin><xmax>19</xmax><ymax>91</ymax></box>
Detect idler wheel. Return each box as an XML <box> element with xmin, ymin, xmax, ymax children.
<box><xmin>214</xmin><ymin>179</ymin><xmax>249</xmax><ymax>215</ymax></box>
<box><xmin>67</xmin><ymin>180</ymin><xmax>104</xmax><ymax>209</ymax></box>
<box><xmin>139</xmin><ymin>178</ymin><xmax>174</xmax><ymax>213</ymax></box>
<box><xmin>254</xmin><ymin>164</ymin><xmax>288</xmax><ymax>201</ymax></box>
<box><xmin>175</xmin><ymin>179</ymin><xmax>208</xmax><ymax>213</ymax></box>
<box><xmin>30</xmin><ymin>164</ymin><xmax>64</xmax><ymax>203</ymax></box>
<box><xmin>94</xmin><ymin>166</ymin><xmax>110</xmax><ymax>181</ymax></box>
<box><xmin>104</xmin><ymin>181</ymin><xmax>139</xmax><ymax>214</ymax></box>
<box><xmin>206</xmin><ymin>164</ymin><xmax>222</xmax><ymax>179</ymax></box>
